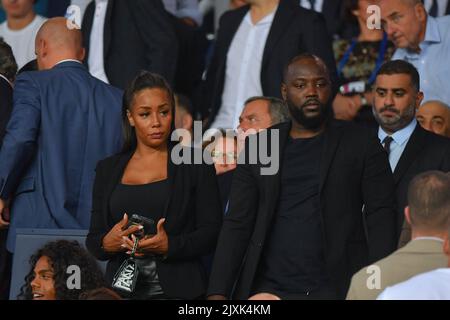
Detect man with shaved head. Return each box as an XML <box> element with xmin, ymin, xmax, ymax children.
<box><xmin>208</xmin><ymin>54</ymin><xmax>396</xmax><ymax>300</ymax></box>
<box><xmin>417</xmin><ymin>100</ymin><xmax>450</xmax><ymax>138</ymax></box>
<box><xmin>0</xmin><ymin>18</ymin><xmax>123</xmax><ymax>256</ymax></box>
<box><xmin>378</xmin><ymin>0</ymin><xmax>450</xmax><ymax>105</ymax></box>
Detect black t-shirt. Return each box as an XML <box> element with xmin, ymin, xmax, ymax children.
<box><xmin>109</xmin><ymin>179</ymin><xmax>169</xmax><ymax>231</ymax></box>
<box><xmin>253</xmin><ymin>134</ymin><xmax>331</xmax><ymax>295</ymax></box>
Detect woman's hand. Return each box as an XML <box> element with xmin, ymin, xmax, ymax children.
<box><xmin>123</xmin><ymin>218</ymin><xmax>169</xmax><ymax>256</ymax></box>
<box><xmin>102</xmin><ymin>213</ymin><xmax>143</xmax><ymax>253</ymax></box>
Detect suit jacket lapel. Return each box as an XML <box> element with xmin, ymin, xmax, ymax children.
<box><xmin>393</xmin><ymin>126</ymin><xmax>427</xmax><ymax>184</ymax></box>
<box><xmin>261</xmin><ymin>0</ymin><xmax>295</xmax><ymax>71</ymax></box>
<box><xmin>319</xmin><ymin>121</ymin><xmax>345</xmax><ymax>193</ymax></box>
<box><xmin>263</xmin><ymin>122</ymin><xmax>290</xmax><ymax>224</ymax></box>
<box><xmin>103</xmin><ymin>0</ymin><xmax>114</xmax><ymax>58</ymax></box>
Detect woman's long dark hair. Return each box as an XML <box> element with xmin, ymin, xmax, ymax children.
<box><xmin>122</xmin><ymin>71</ymin><xmax>176</xmax><ymax>153</ymax></box>
<box><xmin>18</xmin><ymin>240</ymin><xmax>107</xmax><ymax>300</ymax></box>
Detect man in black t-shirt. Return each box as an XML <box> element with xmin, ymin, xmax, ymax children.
<box><xmin>207</xmin><ymin>54</ymin><xmax>397</xmax><ymax>300</ymax></box>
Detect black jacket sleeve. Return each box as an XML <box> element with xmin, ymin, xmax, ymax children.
<box><xmin>166</xmin><ymin>163</ymin><xmax>223</xmax><ymax>261</ymax></box>
<box><xmin>362</xmin><ymin>132</ymin><xmax>397</xmax><ymax>263</ymax></box>
<box><xmin>207</xmin><ymin>161</ymin><xmax>259</xmax><ymax>297</ymax></box>
<box><xmin>86</xmin><ymin>160</ymin><xmax>116</xmax><ymax>261</ymax></box>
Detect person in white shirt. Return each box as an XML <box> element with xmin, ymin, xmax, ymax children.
<box><xmin>0</xmin><ymin>0</ymin><xmax>46</xmax><ymax>69</ymax></box>
<box><xmin>378</xmin><ymin>177</ymin><xmax>450</xmax><ymax>301</ymax></box>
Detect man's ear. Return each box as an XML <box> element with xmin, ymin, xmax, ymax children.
<box><xmin>416</xmin><ymin>91</ymin><xmax>424</xmax><ymax>108</ymax></box>
<box><xmin>415</xmin><ymin>3</ymin><xmax>428</xmax><ymax>22</ymax></box>
<box><xmin>281</xmin><ymin>83</ymin><xmax>287</xmax><ymax>101</ymax></box>
<box><xmin>444</xmin><ymin>237</ymin><xmax>450</xmax><ymax>256</ymax></box>
<box><xmin>404</xmin><ymin>206</ymin><xmax>412</xmax><ymax>226</ymax></box>
<box><xmin>183</xmin><ymin>114</ymin><xmax>193</xmax><ymax>131</ymax></box>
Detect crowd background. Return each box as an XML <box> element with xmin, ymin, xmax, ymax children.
<box><xmin>0</xmin><ymin>0</ymin><xmax>450</xmax><ymax>301</ymax></box>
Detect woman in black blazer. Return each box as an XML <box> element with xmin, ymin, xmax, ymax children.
<box><xmin>86</xmin><ymin>72</ymin><xmax>222</xmax><ymax>299</ymax></box>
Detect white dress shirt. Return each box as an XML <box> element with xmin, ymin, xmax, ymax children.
<box><xmin>378</xmin><ymin>119</ymin><xmax>417</xmax><ymax>172</ymax></box>
<box><xmin>88</xmin><ymin>0</ymin><xmax>109</xmax><ymax>84</ymax></box>
<box><xmin>377</xmin><ymin>268</ymin><xmax>450</xmax><ymax>300</ymax></box>
<box><xmin>300</xmin><ymin>0</ymin><xmax>324</xmax><ymax>12</ymax></box>
<box><xmin>211</xmin><ymin>10</ymin><xmax>276</xmax><ymax>130</ymax></box>
<box><xmin>424</xmin><ymin>0</ymin><xmax>449</xmax><ymax>17</ymax></box>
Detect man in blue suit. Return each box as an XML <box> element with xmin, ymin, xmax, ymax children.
<box><xmin>0</xmin><ymin>18</ymin><xmax>123</xmax><ymax>253</ymax></box>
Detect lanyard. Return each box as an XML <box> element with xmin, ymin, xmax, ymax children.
<box><xmin>337</xmin><ymin>33</ymin><xmax>388</xmax><ymax>86</ymax></box>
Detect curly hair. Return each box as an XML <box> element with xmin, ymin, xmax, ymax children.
<box><xmin>18</xmin><ymin>240</ymin><xmax>107</xmax><ymax>300</ymax></box>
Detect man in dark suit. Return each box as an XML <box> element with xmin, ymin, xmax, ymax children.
<box><xmin>372</xmin><ymin>60</ymin><xmax>450</xmax><ymax>247</ymax></box>
<box><xmin>0</xmin><ymin>18</ymin><xmax>123</xmax><ymax>255</ymax></box>
<box><xmin>0</xmin><ymin>38</ymin><xmax>16</xmax><ymax>145</ymax></box>
<box><xmin>0</xmin><ymin>37</ymin><xmax>17</xmax><ymax>300</ymax></box>
<box><xmin>201</xmin><ymin>0</ymin><xmax>337</xmax><ymax>130</ymax></box>
<box><xmin>207</xmin><ymin>54</ymin><xmax>397</xmax><ymax>300</ymax></box>
<box><xmin>81</xmin><ymin>0</ymin><xmax>178</xmax><ymax>89</ymax></box>
<box><xmin>299</xmin><ymin>0</ymin><xmax>346</xmax><ymax>38</ymax></box>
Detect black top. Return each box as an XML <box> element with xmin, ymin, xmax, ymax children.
<box><xmin>254</xmin><ymin>134</ymin><xmax>330</xmax><ymax>294</ymax></box>
<box><xmin>110</xmin><ymin>179</ymin><xmax>169</xmax><ymax>230</ymax></box>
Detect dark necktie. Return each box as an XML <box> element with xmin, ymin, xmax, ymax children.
<box><xmin>429</xmin><ymin>0</ymin><xmax>439</xmax><ymax>17</ymax></box>
<box><xmin>309</xmin><ymin>0</ymin><xmax>316</xmax><ymax>11</ymax></box>
<box><xmin>382</xmin><ymin>136</ymin><xmax>394</xmax><ymax>155</ymax></box>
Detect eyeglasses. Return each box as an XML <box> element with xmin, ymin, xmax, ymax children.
<box><xmin>211</xmin><ymin>150</ymin><xmax>237</xmax><ymax>161</ymax></box>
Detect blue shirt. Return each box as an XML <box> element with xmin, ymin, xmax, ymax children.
<box><xmin>392</xmin><ymin>16</ymin><xmax>450</xmax><ymax>106</ymax></box>
<box><xmin>378</xmin><ymin>119</ymin><xmax>417</xmax><ymax>172</ymax></box>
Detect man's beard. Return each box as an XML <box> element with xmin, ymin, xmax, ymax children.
<box><xmin>373</xmin><ymin>103</ymin><xmax>416</xmax><ymax>132</ymax></box>
<box><xmin>287</xmin><ymin>98</ymin><xmax>331</xmax><ymax>130</ymax></box>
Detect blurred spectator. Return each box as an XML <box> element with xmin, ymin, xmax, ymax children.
<box><xmin>78</xmin><ymin>287</ymin><xmax>122</xmax><ymax>300</ymax></box>
<box><xmin>347</xmin><ymin>171</ymin><xmax>450</xmax><ymax>300</ymax></box>
<box><xmin>421</xmin><ymin>0</ymin><xmax>450</xmax><ymax>17</ymax></box>
<box><xmin>202</xmin><ymin>0</ymin><xmax>336</xmax><ymax>130</ymax></box>
<box><xmin>0</xmin><ymin>18</ymin><xmax>123</xmax><ymax>253</ymax></box>
<box><xmin>18</xmin><ymin>240</ymin><xmax>106</xmax><ymax>300</ymax></box>
<box><xmin>299</xmin><ymin>0</ymin><xmax>346</xmax><ymax>39</ymax></box>
<box><xmin>46</xmin><ymin>0</ymin><xmax>92</xmax><ymax>19</ymax></box>
<box><xmin>0</xmin><ymin>37</ymin><xmax>16</xmax><ymax>301</ymax></box>
<box><xmin>237</xmin><ymin>96</ymin><xmax>290</xmax><ymax>150</ymax></box>
<box><xmin>0</xmin><ymin>0</ymin><xmax>46</xmax><ymax>69</ymax></box>
<box><xmin>174</xmin><ymin>93</ymin><xmax>194</xmax><ymax>146</ymax></box>
<box><xmin>417</xmin><ymin>100</ymin><xmax>450</xmax><ymax>137</ymax></box>
<box><xmin>163</xmin><ymin>0</ymin><xmax>202</xmax><ymax>27</ymax></box>
<box><xmin>81</xmin><ymin>0</ymin><xmax>178</xmax><ymax>89</ymax></box>
<box><xmin>17</xmin><ymin>57</ymin><xmax>37</xmax><ymax>74</ymax></box>
<box><xmin>0</xmin><ymin>37</ymin><xmax>16</xmax><ymax>144</ymax></box>
<box><xmin>332</xmin><ymin>0</ymin><xmax>395</xmax><ymax>126</ymax></box>
<box><xmin>372</xmin><ymin>60</ymin><xmax>450</xmax><ymax>248</ymax></box>
<box><xmin>379</xmin><ymin>0</ymin><xmax>450</xmax><ymax>106</ymax></box>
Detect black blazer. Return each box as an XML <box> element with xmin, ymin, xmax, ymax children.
<box><xmin>82</xmin><ymin>0</ymin><xmax>178</xmax><ymax>89</ymax></box>
<box><xmin>0</xmin><ymin>76</ymin><xmax>13</xmax><ymax>146</ymax></box>
<box><xmin>86</xmin><ymin>150</ymin><xmax>223</xmax><ymax>299</ymax></box>
<box><xmin>201</xmin><ymin>0</ymin><xmax>338</xmax><ymax>124</ymax></box>
<box><xmin>321</xmin><ymin>0</ymin><xmax>345</xmax><ymax>38</ymax></box>
<box><xmin>393</xmin><ymin>125</ymin><xmax>450</xmax><ymax>245</ymax></box>
<box><xmin>207</xmin><ymin>121</ymin><xmax>397</xmax><ymax>299</ymax></box>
